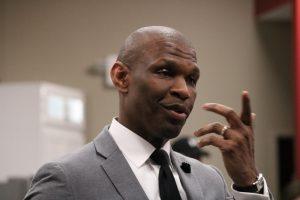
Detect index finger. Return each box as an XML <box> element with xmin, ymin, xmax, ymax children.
<box><xmin>202</xmin><ymin>103</ymin><xmax>242</xmax><ymax>128</ymax></box>
<box><xmin>240</xmin><ymin>91</ymin><xmax>252</xmax><ymax>127</ymax></box>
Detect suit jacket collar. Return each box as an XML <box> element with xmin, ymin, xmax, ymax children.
<box><xmin>93</xmin><ymin>126</ymin><xmax>149</xmax><ymax>200</ymax></box>
<box><xmin>94</xmin><ymin>125</ymin><xmax>204</xmax><ymax>200</ymax></box>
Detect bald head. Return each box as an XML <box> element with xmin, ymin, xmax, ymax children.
<box><xmin>117</xmin><ymin>26</ymin><xmax>196</xmax><ymax>68</ymax></box>
<box><xmin>111</xmin><ymin>26</ymin><xmax>199</xmax><ymax>147</ymax></box>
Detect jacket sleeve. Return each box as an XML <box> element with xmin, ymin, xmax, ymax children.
<box><xmin>23</xmin><ymin>162</ymin><xmax>74</xmax><ymax>200</ymax></box>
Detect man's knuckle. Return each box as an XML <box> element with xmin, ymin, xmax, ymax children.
<box><xmin>206</xmin><ymin>137</ymin><xmax>213</xmax><ymax>144</ymax></box>
<box><xmin>228</xmin><ymin>141</ymin><xmax>240</xmax><ymax>151</ymax></box>
<box><xmin>212</xmin><ymin>122</ymin><xmax>220</xmax><ymax>130</ymax></box>
<box><xmin>222</xmin><ymin>145</ymin><xmax>231</xmax><ymax>152</ymax></box>
<box><xmin>225</xmin><ymin>145</ymin><xmax>235</xmax><ymax>154</ymax></box>
<box><xmin>236</xmin><ymin>138</ymin><xmax>245</xmax><ymax>147</ymax></box>
<box><xmin>226</xmin><ymin>109</ymin><xmax>235</xmax><ymax>117</ymax></box>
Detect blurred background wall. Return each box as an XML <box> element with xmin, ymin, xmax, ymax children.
<box><xmin>0</xmin><ymin>0</ymin><xmax>293</xmax><ymax>198</ymax></box>
<box><xmin>0</xmin><ymin>0</ymin><xmax>4</xmax><ymax>78</ymax></box>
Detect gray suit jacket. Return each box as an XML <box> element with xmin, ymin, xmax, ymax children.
<box><xmin>24</xmin><ymin>126</ymin><xmax>235</xmax><ymax>200</ymax></box>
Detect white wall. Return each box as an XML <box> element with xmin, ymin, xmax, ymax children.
<box><xmin>0</xmin><ymin>0</ymin><xmax>293</xmax><ymax>197</ymax></box>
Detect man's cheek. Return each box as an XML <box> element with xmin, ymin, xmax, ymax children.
<box><xmin>188</xmin><ymin>98</ymin><xmax>196</xmax><ymax>114</ymax></box>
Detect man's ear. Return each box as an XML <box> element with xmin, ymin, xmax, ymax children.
<box><xmin>110</xmin><ymin>61</ymin><xmax>130</xmax><ymax>93</ymax></box>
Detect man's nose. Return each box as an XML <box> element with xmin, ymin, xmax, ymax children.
<box><xmin>170</xmin><ymin>77</ymin><xmax>190</xmax><ymax>100</ymax></box>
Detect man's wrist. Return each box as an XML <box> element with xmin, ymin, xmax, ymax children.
<box><xmin>233</xmin><ymin>173</ymin><xmax>264</xmax><ymax>194</ymax></box>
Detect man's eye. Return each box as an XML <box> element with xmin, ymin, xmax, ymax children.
<box><xmin>156</xmin><ymin>68</ymin><xmax>172</xmax><ymax>76</ymax></box>
<box><xmin>188</xmin><ymin>76</ymin><xmax>198</xmax><ymax>86</ymax></box>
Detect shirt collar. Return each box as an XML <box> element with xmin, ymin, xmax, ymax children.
<box><xmin>109</xmin><ymin>118</ymin><xmax>171</xmax><ymax>168</ymax></box>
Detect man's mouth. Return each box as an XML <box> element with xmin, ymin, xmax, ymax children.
<box><xmin>160</xmin><ymin>103</ymin><xmax>189</xmax><ymax>121</ymax></box>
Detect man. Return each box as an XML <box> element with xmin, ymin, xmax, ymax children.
<box><xmin>24</xmin><ymin>26</ymin><xmax>272</xmax><ymax>199</ymax></box>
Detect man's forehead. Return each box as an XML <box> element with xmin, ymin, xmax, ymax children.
<box><xmin>150</xmin><ymin>39</ymin><xmax>197</xmax><ymax>62</ymax></box>
<box><xmin>117</xmin><ymin>26</ymin><xmax>197</xmax><ymax>68</ymax></box>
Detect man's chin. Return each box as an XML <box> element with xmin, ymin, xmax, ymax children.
<box><xmin>161</xmin><ymin>124</ymin><xmax>184</xmax><ymax>139</ymax></box>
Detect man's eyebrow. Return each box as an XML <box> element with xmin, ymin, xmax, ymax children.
<box><xmin>161</xmin><ymin>59</ymin><xmax>178</xmax><ymax>67</ymax></box>
<box><xmin>150</xmin><ymin>58</ymin><xmax>177</xmax><ymax>68</ymax></box>
<box><xmin>155</xmin><ymin>59</ymin><xmax>200</xmax><ymax>74</ymax></box>
<box><xmin>192</xmin><ymin>67</ymin><xmax>200</xmax><ymax>76</ymax></box>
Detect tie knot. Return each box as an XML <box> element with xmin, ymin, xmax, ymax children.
<box><xmin>150</xmin><ymin>149</ymin><xmax>170</xmax><ymax>166</ymax></box>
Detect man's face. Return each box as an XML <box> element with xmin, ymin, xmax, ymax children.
<box><xmin>125</xmin><ymin>38</ymin><xmax>199</xmax><ymax>144</ymax></box>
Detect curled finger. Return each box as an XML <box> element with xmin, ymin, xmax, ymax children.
<box><xmin>198</xmin><ymin>135</ymin><xmax>230</xmax><ymax>152</ymax></box>
<box><xmin>202</xmin><ymin>103</ymin><xmax>242</xmax><ymax>128</ymax></box>
<box><xmin>194</xmin><ymin>122</ymin><xmax>224</xmax><ymax>137</ymax></box>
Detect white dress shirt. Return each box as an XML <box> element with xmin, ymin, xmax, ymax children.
<box><xmin>108</xmin><ymin>118</ymin><xmax>271</xmax><ymax>200</ymax></box>
<box><xmin>109</xmin><ymin>118</ymin><xmax>187</xmax><ymax>200</ymax></box>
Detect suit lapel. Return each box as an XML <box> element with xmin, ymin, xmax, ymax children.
<box><xmin>94</xmin><ymin>126</ymin><xmax>149</xmax><ymax>200</ymax></box>
<box><xmin>171</xmin><ymin>150</ymin><xmax>204</xmax><ymax>200</ymax></box>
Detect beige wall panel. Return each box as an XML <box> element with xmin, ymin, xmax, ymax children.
<box><xmin>0</xmin><ymin>0</ymin><xmax>4</xmax><ymax>80</ymax></box>
<box><xmin>1</xmin><ymin>0</ymin><xmax>293</xmax><ymax>197</ymax></box>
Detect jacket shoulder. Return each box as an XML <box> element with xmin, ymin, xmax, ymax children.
<box><xmin>24</xmin><ymin>141</ymin><xmax>107</xmax><ymax>199</ymax></box>
<box><xmin>24</xmin><ymin>161</ymin><xmax>74</xmax><ymax>200</ymax></box>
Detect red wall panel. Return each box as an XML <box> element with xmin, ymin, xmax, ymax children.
<box><xmin>294</xmin><ymin>0</ymin><xmax>300</xmax><ymax>180</ymax></box>
<box><xmin>255</xmin><ymin>0</ymin><xmax>291</xmax><ymax>16</ymax></box>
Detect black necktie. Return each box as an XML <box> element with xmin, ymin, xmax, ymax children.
<box><xmin>150</xmin><ymin>149</ymin><xmax>182</xmax><ymax>200</ymax></box>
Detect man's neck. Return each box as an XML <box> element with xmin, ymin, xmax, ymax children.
<box><xmin>116</xmin><ymin>117</ymin><xmax>168</xmax><ymax>149</ymax></box>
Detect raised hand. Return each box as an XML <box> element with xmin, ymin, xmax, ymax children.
<box><xmin>194</xmin><ymin>91</ymin><xmax>258</xmax><ymax>186</ymax></box>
